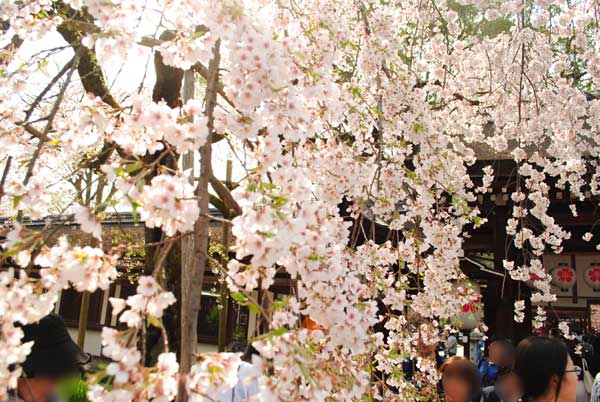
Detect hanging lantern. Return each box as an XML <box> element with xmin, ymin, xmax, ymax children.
<box><xmin>550</xmin><ymin>264</ymin><xmax>576</xmax><ymax>291</ymax></box>
<box><xmin>452</xmin><ymin>281</ymin><xmax>483</xmax><ymax>330</ymax></box>
<box><xmin>455</xmin><ymin>302</ymin><xmax>483</xmax><ymax>330</ymax></box>
<box><xmin>584</xmin><ymin>263</ymin><xmax>600</xmax><ymax>291</ymax></box>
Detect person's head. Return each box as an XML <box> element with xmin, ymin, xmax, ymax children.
<box><xmin>514</xmin><ymin>336</ymin><xmax>578</xmax><ymax>402</ymax></box>
<box><xmin>494</xmin><ymin>366</ymin><xmax>522</xmax><ymax>402</ymax></box>
<box><xmin>489</xmin><ymin>338</ymin><xmax>515</xmax><ymax>366</ymax></box>
<box><xmin>241</xmin><ymin>342</ymin><xmax>260</xmax><ymax>363</ymax></box>
<box><xmin>226</xmin><ymin>340</ymin><xmax>248</xmax><ymax>354</ymax></box>
<box><xmin>446</xmin><ymin>335</ymin><xmax>458</xmax><ymax>355</ymax></box>
<box><xmin>440</xmin><ymin>356</ymin><xmax>482</xmax><ymax>402</ymax></box>
<box><xmin>17</xmin><ymin>314</ymin><xmax>88</xmax><ymax>402</ymax></box>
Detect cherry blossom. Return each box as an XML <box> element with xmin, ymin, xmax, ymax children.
<box><xmin>89</xmin><ymin>278</ymin><xmax>178</xmax><ymax>402</ymax></box>
<box><xmin>187</xmin><ymin>353</ymin><xmax>241</xmax><ymax>402</ymax></box>
<box><xmin>34</xmin><ymin>236</ymin><xmax>118</xmax><ymax>293</ymax></box>
<box><xmin>2</xmin><ymin>223</ymin><xmax>32</xmax><ymax>267</ymax></box>
<box><xmin>514</xmin><ymin>300</ymin><xmax>525</xmax><ymax>323</ymax></box>
<box><xmin>0</xmin><ymin>269</ymin><xmax>57</xmax><ymax>400</ymax></box>
<box><xmin>533</xmin><ymin>307</ymin><xmax>547</xmax><ymax>331</ymax></box>
<box><xmin>73</xmin><ymin>204</ymin><xmax>102</xmax><ymax>240</ymax></box>
<box><xmin>559</xmin><ymin>321</ymin><xmax>575</xmax><ymax>341</ymax></box>
<box><xmin>139</xmin><ymin>174</ymin><xmax>199</xmax><ymax>237</ymax></box>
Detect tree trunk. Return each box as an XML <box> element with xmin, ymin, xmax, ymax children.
<box><xmin>176</xmin><ymin>69</ymin><xmax>196</xmax><ymax>362</ymax></box>
<box><xmin>177</xmin><ymin>41</ymin><xmax>220</xmax><ymax>402</ymax></box>
<box><xmin>142</xmin><ymin>30</ymin><xmax>185</xmax><ymax>365</ymax></box>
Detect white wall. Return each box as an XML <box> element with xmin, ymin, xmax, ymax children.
<box><xmin>67</xmin><ymin>328</ymin><xmax>103</xmax><ymax>356</ymax></box>
<box><xmin>197</xmin><ymin>343</ymin><xmax>218</xmax><ymax>353</ymax></box>
<box><xmin>67</xmin><ymin>327</ymin><xmax>219</xmax><ymax>356</ymax></box>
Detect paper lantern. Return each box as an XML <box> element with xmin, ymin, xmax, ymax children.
<box><xmin>456</xmin><ymin>306</ymin><xmax>483</xmax><ymax>331</ymax></box>
<box><xmin>452</xmin><ymin>282</ymin><xmax>482</xmax><ymax>330</ymax></box>
<box><xmin>584</xmin><ymin>264</ymin><xmax>600</xmax><ymax>291</ymax></box>
<box><xmin>550</xmin><ymin>265</ymin><xmax>576</xmax><ymax>291</ymax></box>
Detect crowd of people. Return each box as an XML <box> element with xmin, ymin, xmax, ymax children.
<box><xmin>438</xmin><ymin>335</ymin><xmax>600</xmax><ymax>402</ymax></box>
<box><xmin>5</xmin><ymin>314</ymin><xmax>261</xmax><ymax>402</ymax></box>
<box><xmin>7</xmin><ymin>313</ymin><xmax>600</xmax><ymax>402</ymax></box>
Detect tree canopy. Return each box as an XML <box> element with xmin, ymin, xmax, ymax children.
<box><xmin>1</xmin><ymin>0</ymin><xmax>600</xmax><ymax>400</ymax></box>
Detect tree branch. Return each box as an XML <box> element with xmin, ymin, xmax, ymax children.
<box><xmin>0</xmin><ymin>156</ymin><xmax>12</xmax><ymax>202</ymax></box>
<box><xmin>23</xmin><ymin>56</ymin><xmax>78</xmax><ymax>185</ymax></box>
<box><xmin>191</xmin><ymin>61</ymin><xmax>236</xmax><ymax>110</ymax></box>
<box><xmin>209</xmin><ymin>174</ymin><xmax>242</xmax><ymax>217</ymax></box>
<box><xmin>24</xmin><ymin>54</ymin><xmax>78</xmax><ymax>121</ymax></box>
<box><xmin>53</xmin><ymin>2</ymin><xmax>120</xmax><ymax>109</ymax></box>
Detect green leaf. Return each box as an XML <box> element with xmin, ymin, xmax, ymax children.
<box><xmin>268</xmin><ymin>194</ymin><xmax>288</xmax><ymax>208</ymax></box>
<box><xmin>308</xmin><ymin>253</ymin><xmax>320</xmax><ymax>261</ymax></box>
<box><xmin>231</xmin><ymin>292</ymin><xmax>247</xmax><ymax>303</ymax></box>
<box><xmin>3</xmin><ymin>249</ymin><xmax>19</xmax><ymax>257</ymax></box>
<box><xmin>251</xmin><ymin>327</ymin><xmax>289</xmax><ymax>342</ymax></box>
<box><xmin>147</xmin><ymin>315</ymin><xmax>163</xmax><ymax>329</ymax></box>
<box><xmin>413</xmin><ymin>122</ymin><xmax>426</xmax><ymax>134</ymax></box>
<box><xmin>273</xmin><ymin>299</ymin><xmax>287</xmax><ymax>311</ymax></box>
<box><xmin>248</xmin><ymin>303</ymin><xmax>261</xmax><ymax>314</ymax></box>
<box><xmin>125</xmin><ymin>161</ymin><xmax>143</xmax><ymax>173</ymax></box>
<box><xmin>388</xmin><ymin>349</ymin><xmax>400</xmax><ymax>360</ymax></box>
<box><xmin>12</xmin><ymin>195</ymin><xmax>23</xmax><ymax>208</ymax></box>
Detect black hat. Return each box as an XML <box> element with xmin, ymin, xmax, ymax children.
<box><xmin>20</xmin><ymin>313</ymin><xmax>90</xmax><ymax>378</ymax></box>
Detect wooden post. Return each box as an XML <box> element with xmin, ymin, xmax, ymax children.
<box><xmin>217</xmin><ymin>160</ymin><xmax>232</xmax><ymax>352</ymax></box>
<box><xmin>76</xmin><ymin>175</ymin><xmax>105</xmax><ymax>348</ymax></box>
<box><xmin>77</xmin><ymin>291</ymin><xmax>90</xmax><ymax>348</ymax></box>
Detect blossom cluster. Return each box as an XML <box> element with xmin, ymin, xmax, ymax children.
<box><xmin>111</xmin><ymin>98</ymin><xmax>210</xmax><ymax>156</ymax></box>
<box><xmin>559</xmin><ymin>321</ymin><xmax>576</xmax><ymax>341</ymax></box>
<box><xmin>187</xmin><ymin>353</ymin><xmax>241</xmax><ymax>402</ymax></box>
<box><xmin>0</xmin><ymin>269</ymin><xmax>57</xmax><ymax>400</ymax></box>
<box><xmin>533</xmin><ymin>306</ymin><xmax>547</xmax><ymax>331</ymax></box>
<box><xmin>139</xmin><ymin>174</ymin><xmax>199</xmax><ymax>237</ymax></box>
<box><xmin>73</xmin><ymin>204</ymin><xmax>102</xmax><ymax>240</ymax></box>
<box><xmin>514</xmin><ymin>300</ymin><xmax>525</xmax><ymax>323</ymax></box>
<box><xmin>88</xmin><ymin>276</ymin><xmax>178</xmax><ymax>402</ymax></box>
<box><xmin>89</xmin><ymin>276</ymin><xmax>244</xmax><ymax>402</ymax></box>
<box><xmin>0</xmin><ymin>226</ymin><xmax>118</xmax><ymax>399</ymax></box>
<box><xmin>35</xmin><ymin>236</ymin><xmax>119</xmax><ymax>293</ymax></box>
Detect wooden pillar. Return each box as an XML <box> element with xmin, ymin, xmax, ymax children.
<box><xmin>483</xmin><ymin>279</ymin><xmax>499</xmax><ymax>337</ymax></box>
<box><xmin>76</xmin><ymin>291</ymin><xmax>90</xmax><ymax>348</ymax></box>
<box><xmin>491</xmin><ymin>203</ymin><xmax>515</xmax><ymax>339</ymax></box>
<box><xmin>217</xmin><ymin>160</ymin><xmax>233</xmax><ymax>352</ymax></box>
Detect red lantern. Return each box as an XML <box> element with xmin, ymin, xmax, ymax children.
<box><xmin>584</xmin><ymin>264</ymin><xmax>600</xmax><ymax>291</ymax></box>
<box><xmin>456</xmin><ymin>309</ymin><xmax>482</xmax><ymax>330</ymax></box>
<box><xmin>550</xmin><ymin>265</ymin><xmax>576</xmax><ymax>291</ymax></box>
<box><xmin>452</xmin><ymin>282</ymin><xmax>482</xmax><ymax>330</ymax></box>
